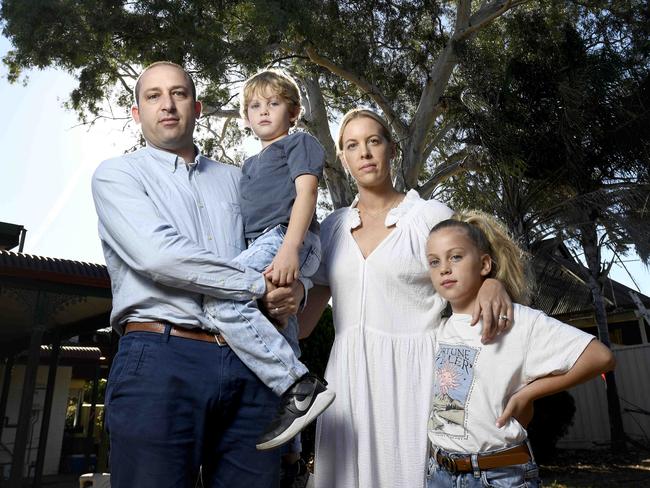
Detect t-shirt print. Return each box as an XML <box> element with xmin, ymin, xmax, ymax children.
<box><xmin>429</xmin><ymin>343</ymin><xmax>480</xmax><ymax>438</ymax></box>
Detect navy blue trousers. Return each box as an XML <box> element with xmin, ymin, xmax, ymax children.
<box><xmin>105</xmin><ymin>328</ymin><xmax>282</xmax><ymax>488</ymax></box>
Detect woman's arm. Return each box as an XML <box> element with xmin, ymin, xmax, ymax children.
<box><xmin>472</xmin><ymin>278</ymin><xmax>514</xmax><ymax>343</ymax></box>
<box><xmin>496</xmin><ymin>339</ymin><xmax>615</xmax><ymax>427</ymax></box>
<box><xmin>297</xmin><ymin>285</ymin><xmax>332</xmax><ymax>339</ymax></box>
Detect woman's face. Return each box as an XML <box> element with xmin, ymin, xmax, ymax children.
<box><xmin>340</xmin><ymin>117</ymin><xmax>395</xmax><ymax>189</ymax></box>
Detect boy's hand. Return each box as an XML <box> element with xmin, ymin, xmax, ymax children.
<box><xmin>264</xmin><ymin>242</ymin><xmax>300</xmax><ymax>286</ymax></box>
<box><xmin>496</xmin><ymin>390</ymin><xmax>534</xmax><ymax>428</ymax></box>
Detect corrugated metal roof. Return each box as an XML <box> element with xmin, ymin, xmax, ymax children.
<box><xmin>531</xmin><ymin>239</ymin><xmax>649</xmax><ymax>316</ymax></box>
<box><xmin>0</xmin><ymin>250</ymin><xmax>109</xmax><ymax>288</ymax></box>
<box><xmin>40</xmin><ymin>345</ymin><xmax>102</xmax><ymax>361</ymax></box>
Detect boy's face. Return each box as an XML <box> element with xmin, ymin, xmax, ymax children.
<box><xmin>426</xmin><ymin>227</ymin><xmax>492</xmax><ymax>315</ymax></box>
<box><xmin>246</xmin><ymin>88</ymin><xmax>298</xmax><ymax>147</ymax></box>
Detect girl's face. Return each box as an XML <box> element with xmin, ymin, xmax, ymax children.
<box><xmin>339</xmin><ymin>117</ymin><xmax>395</xmax><ymax>189</ymax></box>
<box><xmin>426</xmin><ymin>227</ymin><xmax>492</xmax><ymax>314</ymax></box>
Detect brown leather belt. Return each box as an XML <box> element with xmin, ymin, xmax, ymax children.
<box><xmin>124</xmin><ymin>322</ymin><xmax>228</xmax><ymax>346</ymax></box>
<box><xmin>431</xmin><ymin>444</ymin><xmax>530</xmax><ymax>473</ymax></box>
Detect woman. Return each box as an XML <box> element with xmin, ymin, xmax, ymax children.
<box><xmin>299</xmin><ymin>109</ymin><xmax>512</xmax><ymax>488</ymax></box>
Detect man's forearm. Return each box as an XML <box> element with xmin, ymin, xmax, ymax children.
<box><xmin>93</xmin><ymin>164</ymin><xmax>265</xmax><ymax>300</ymax></box>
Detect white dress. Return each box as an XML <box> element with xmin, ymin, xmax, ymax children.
<box><xmin>312</xmin><ymin>190</ymin><xmax>452</xmax><ymax>488</ymax></box>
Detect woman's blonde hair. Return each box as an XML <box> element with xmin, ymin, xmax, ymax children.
<box><xmin>240</xmin><ymin>69</ymin><xmax>303</xmax><ymax>125</ymax></box>
<box><xmin>337</xmin><ymin>108</ymin><xmax>394</xmax><ymax>153</ymax></box>
<box><xmin>429</xmin><ymin>210</ymin><xmax>532</xmax><ymax>304</ymax></box>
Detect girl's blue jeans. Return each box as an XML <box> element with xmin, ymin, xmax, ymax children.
<box><xmin>204</xmin><ymin>224</ymin><xmax>321</xmax><ymax>395</ymax></box>
<box><xmin>426</xmin><ymin>443</ymin><xmax>541</xmax><ymax>488</ymax></box>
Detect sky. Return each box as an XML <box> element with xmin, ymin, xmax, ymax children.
<box><xmin>1</xmin><ymin>35</ymin><xmax>648</xmax><ymax>296</ymax></box>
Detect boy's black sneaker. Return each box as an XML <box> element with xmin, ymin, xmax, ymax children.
<box><xmin>256</xmin><ymin>374</ymin><xmax>335</xmax><ymax>450</ymax></box>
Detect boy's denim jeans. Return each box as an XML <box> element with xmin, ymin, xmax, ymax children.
<box><xmin>426</xmin><ymin>443</ymin><xmax>541</xmax><ymax>488</ymax></box>
<box><xmin>204</xmin><ymin>224</ymin><xmax>321</xmax><ymax>396</ymax></box>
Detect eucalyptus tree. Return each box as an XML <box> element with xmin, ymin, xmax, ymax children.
<box><xmin>2</xmin><ymin>0</ymin><xmax>531</xmax><ymax>208</ymax></box>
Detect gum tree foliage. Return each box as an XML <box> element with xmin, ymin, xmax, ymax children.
<box><xmin>1</xmin><ymin>0</ymin><xmax>531</xmax><ymax>209</ymax></box>
<box><xmin>438</xmin><ymin>2</ymin><xmax>649</xmax><ymax>450</ymax></box>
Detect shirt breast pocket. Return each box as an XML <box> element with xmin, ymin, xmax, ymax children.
<box><xmin>211</xmin><ymin>201</ymin><xmax>245</xmax><ymax>256</ymax></box>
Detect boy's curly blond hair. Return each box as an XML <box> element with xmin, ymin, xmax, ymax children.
<box><xmin>240</xmin><ymin>69</ymin><xmax>303</xmax><ymax>126</ymax></box>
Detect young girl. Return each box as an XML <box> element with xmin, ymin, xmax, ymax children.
<box><xmin>425</xmin><ymin>211</ymin><xmax>615</xmax><ymax>487</ymax></box>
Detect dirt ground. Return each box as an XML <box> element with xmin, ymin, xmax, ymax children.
<box><xmin>31</xmin><ymin>448</ymin><xmax>650</xmax><ymax>488</ymax></box>
<box><xmin>540</xmin><ymin>448</ymin><xmax>650</xmax><ymax>487</ymax></box>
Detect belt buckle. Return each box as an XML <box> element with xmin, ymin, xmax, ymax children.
<box><xmin>438</xmin><ymin>453</ymin><xmax>458</xmax><ymax>474</ymax></box>
<box><xmin>214</xmin><ymin>333</ymin><xmax>227</xmax><ymax>347</ymax></box>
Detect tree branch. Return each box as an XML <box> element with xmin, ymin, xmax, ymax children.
<box><xmin>423</xmin><ymin>119</ymin><xmax>455</xmax><ymax>161</ymax></box>
<box><xmin>455</xmin><ymin>0</ymin><xmax>531</xmax><ymax>42</ymax></box>
<box><xmin>417</xmin><ymin>149</ymin><xmax>481</xmax><ymax>197</ymax></box>
<box><xmin>297</xmin><ymin>73</ymin><xmax>355</xmax><ymax>208</ymax></box>
<box><xmin>304</xmin><ymin>44</ymin><xmax>408</xmax><ymax>142</ymax></box>
<box><xmin>201</xmin><ymin>105</ymin><xmax>240</xmax><ymax>118</ymax></box>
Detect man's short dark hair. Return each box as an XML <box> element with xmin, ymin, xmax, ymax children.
<box><xmin>133</xmin><ymin>61</ymin><xmax>197</xmax><ymax>106</ymax></box>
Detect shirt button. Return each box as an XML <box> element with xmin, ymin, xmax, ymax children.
<box><xmin>207</xmin><ymin>236</ymin><xmax>213</xmax><ymax>240</ymax></box>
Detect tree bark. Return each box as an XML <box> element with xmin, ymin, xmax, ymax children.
<box><xmin>580</xmin><ymin>223</ymin><xmax>627</xmax><ymax>452</ymax></box>
<box><xmin>300</xmin><ymin>75</ymin><xmax>355</xmax><ymax>208</ymax></box>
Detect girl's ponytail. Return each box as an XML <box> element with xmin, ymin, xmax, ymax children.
<box><xmin>430</xmin><ymin>211</ymin><xmax>531</xmax><ymax>304</ymax></box>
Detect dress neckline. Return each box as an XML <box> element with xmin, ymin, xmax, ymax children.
<box><xmin>346</xmin><ymin>189</ymin><xmax>421</xmax><ymax>230</ymax></box>
<box><xmin>345</xmin><ymin>189</ymin><xmax>421</xmax><ymax>260</ymax></box>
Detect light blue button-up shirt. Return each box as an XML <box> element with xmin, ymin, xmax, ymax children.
<box><xmin>92</xmin><ymin>144</ymin><xmax>266</xmax><ymax>334</ymax></box>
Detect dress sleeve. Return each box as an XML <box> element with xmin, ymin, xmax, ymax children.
<box><xmin>285</xmin><ymin>132</ymin><xmax>326</xmax><ymax>181</ymax></box>
<box><xmin>421</xmin><ymin>198</ymin><xmax>454</xmax><ymax>230</ymax></box>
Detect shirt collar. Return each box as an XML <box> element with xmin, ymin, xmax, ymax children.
<box><xmin>346</xmin><ymin>189</ymin><xmax>421</xmax><ymax>230</ymax></box>
<box><xmin>145</xmin><ymin>142</ymin><xmax>203</xmax><ymax>172</ymax></box>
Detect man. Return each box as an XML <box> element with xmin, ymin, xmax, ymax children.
<box><xmin>92</xmin><ymin>61</ymin><xmax>303</xmax><ymax>488</ymax></box>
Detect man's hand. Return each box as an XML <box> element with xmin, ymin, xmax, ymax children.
<box><xmin>471</xmin><ymin>278</ymin><xmax>514</xmax><ymax>344</ymax></box>
<box><xmin>260</xmin><ymin>277</ymin><xmax>305</xmax><ymax>327</ymax></box>
<box><xmin>496</xmin><ymin>390</ymin><xmax>534</xmax><ymax>428</ymax></box>
<box><xmin>264</xmin><ymin>242</ymin><xmax>300</xmax><ymax>287</ymax></box>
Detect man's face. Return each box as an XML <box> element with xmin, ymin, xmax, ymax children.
<box><xmin>132</xmin><ymin>65</ymin><xmax>201</xmax><ymax>156</ymax></box>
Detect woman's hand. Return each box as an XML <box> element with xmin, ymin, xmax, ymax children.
<box><xmin>471</xmin><ymin>278</ymin><xmax>513</xmax><ymax>343</ymax></box>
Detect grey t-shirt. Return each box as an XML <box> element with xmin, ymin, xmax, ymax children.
<box><xmin>240</xmin><ymin>131</ymin><xmax>325</xmax><ymax>239</ymax></box>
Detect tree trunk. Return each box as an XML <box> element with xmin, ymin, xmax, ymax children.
<box><xmin>581</xmin><ymin>224</ymin><xmax>627</xmax><ymax>452</ymax></box>
<box><xmin>301</xmin><ymin>75</ymin><xmax>354</xmax><ymax>208</ymax></box>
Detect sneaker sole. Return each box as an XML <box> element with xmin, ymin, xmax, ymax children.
<box><xmin>256</xmin><ymin>390</ymin><xmax>336</xmax><ymax>450</ymax></box>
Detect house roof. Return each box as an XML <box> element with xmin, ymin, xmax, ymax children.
<box><xmin>0</xmin><ymin>251</ymin><xmax>111</xmax><ymax>356</ymax></box>
<box><xmin>39</xmin><ymin>345</ymin><xmax>102</xmax><ymax>362</ymax></box>
<box><xmin>0</xmin><ymin>250</ymin><xmax>109</xmax><ymax>289</ymax></box>
<box><xmin>531</xmin><ymin>239</ymin><xmax>649</xmax><ymax>318</ymax></box>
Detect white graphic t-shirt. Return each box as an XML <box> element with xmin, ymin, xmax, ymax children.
<box><xmin>428</xmin><ymin>303</ymin><xmax>595</xmax><ymax>453</ymax></box>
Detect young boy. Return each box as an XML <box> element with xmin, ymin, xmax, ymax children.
<box><xmin>203</xmin><ymin>69</ymin><xmax>335</xmax><ymax>450</ymax></box>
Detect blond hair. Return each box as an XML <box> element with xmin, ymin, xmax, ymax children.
<box><xmin>429</xmin><ymin>210</ymin><xmax>531</xmax><ymax>304</ymax></box>
<box><xmin>133</xmin><ymin>61</ymin><xmax>196</xmax><ymax>106</ymax></box>
<box><xmin>240</xmin><ymin>69</ymin><xmax>303</xmax><ymax>126</ymax></box>
<box><xmin>337</xmin><ymin>108</ymin><xmax>394</xmax><ymax>153</ymax></box>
